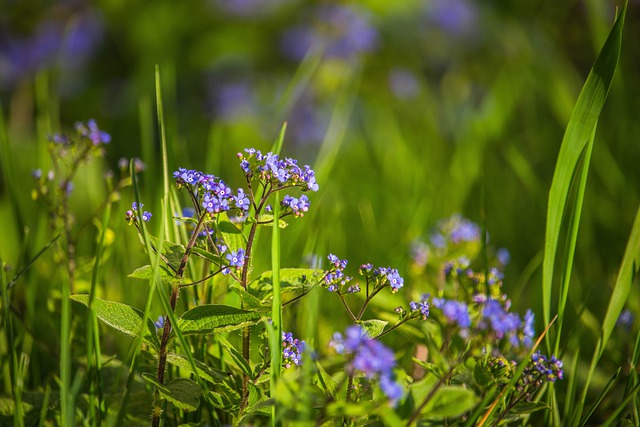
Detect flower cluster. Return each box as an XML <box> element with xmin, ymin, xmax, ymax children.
<box><xmin>360</xmin><ymin>263</ymin><xmax>405</xmax><ymax>293</ymax></box>
<box><xmin>222</xmin><ymin>248</ymin><xmax>245</xmax><ymax>275</ymax></box>
<box><xmin>481</xmin><ymin>300</ymin><xmax>535</xmax><ymax>348</ymax></box>
<box><xmin>281</xmin><ymin>194</ymin><xmax>310</xmax><ymax>217</ymax></box>
<box><xmin>530</xmin><ymin>351</ymin><xmax>564</xmax><ymax>382</ymax></box>
<box><xmin>330</xmin><ymin>326</ymin><xmax>403</xmax><ymax>405</ymax></box>
<box><xmin>323</xmin><ymin>254</ymin><xmax>351</xmax><ymax>292</ymax></box>
<box><xmin>237</xmin><ymin>148</ymin><xmax>319</xmax><ymax>192</ymax></box>
<box><xmin>409</xmin><ymin>295</ymin><xmax>430</xmax><ymax>320</ymax></box>
<box><xmin>172</xmin><ymin>168</ymin><xmax>250</xmax><ymax>216</ymax></box>
<box><xmin>282</xmin><ymin>332</ymin><xmax>306</xmax><ymax>368</ymax></box>
<box><xmin>74</xmin><ymin>119</ymin><xmax>111</xmax><ymax>145</ymax></box>
<box><xmin>125</xmin><ymin>202</ymin><xmax>152</xmax><ymax>224</ymax></box>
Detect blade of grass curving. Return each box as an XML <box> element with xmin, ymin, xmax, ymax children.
<box><xmin>542</xmin><ymin>2</ymin><xmax>626</xmax><ymax>350</ymax></box>
<box><xmin>1</xmin><ymin>257</ymin><xmax>24</xmax><ymax>427</ymax></box>
<box><xmin>600</xmin><ymin>382</ymin><xmax>640</xmax><ymax>427</ymax></box>
<box><xmin>116</xmin><ymin>161</ymin><xmax>161</xmax><ymax>426</ymax></box>
<box><xmin>554</xmin><ymin>129</ymin><xmax>595</xmax><ymax>356</ymax></box>
<box><xmin>577</xmin><ymin>367</ymin><xmax>621</xmax><ymax>427</ymax></box>
<box><xmin>562</xmin><ymin>348</ymin><xmax>581</xmax><ymax>421</ymax></box>
<box><xmin>5</xmin><ymin>235</ymin><xmax>59</xmax><ymax>291</ymax></box>
<box><xmin>269</xmin><ymin>124</ymin><xmax>286</xmax><ymax>427</ymax></box>
<box><xmin>624</xmin><ymin>326</ymin><xmax>640</xmax><ymax>424</ymax></box>
<box><xmin>275</xmin><ymin>49</ymin><xmax>323</xmax><ymax>121</ymax></box>
<box><xmin>571</xmin><ymin>202</ymin><xmax>640</xmax><ymax>426</ymax></box>
<box><xmin>86</xmin><ymin>201</ymin><xmax>111</xmax><ymax>425</ymax></box>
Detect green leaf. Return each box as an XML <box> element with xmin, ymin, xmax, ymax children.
<box><xmin>178</xmin><ymin>304</ymin><xmax>263</xmax><ymax>335</ymax></box>
<box><xmin>143</xmin><ymin>374</ymin><xmax>201</xmax><ymax>412</ymax></box>
<box><xmin>166</xmin><ymin>353</ymin><xmax>226</xmax><ymax>384</ymax></box>
<box><xmin>229</xmin><ymin>283</ymin><xmax>268</xmax><ymax>309</ymax></box>
<box><xmin>413</xmin><ymin>385</ymin><xmax>479</xmax><ymax>420</ymax></box>
<box><xmin>70</xmin><ymin>295</ymin><xmax>159</xmax><ymax>349</ymax></box>
<box><xmin>501</xmin><ymin>401</ymin><xmax>551</xmax><ymax>424</ymax></box>
<box><xmin>148</xmin><ymin>235</ymin><xmax>185</xmax><ymax>272</ymax></box>
<box><xmin>542</xmin><ymin>1</ymin><xmax>626</xmax><ymax>341</ymax></box>
<box><xmin>252</xmin><ymin>213</ymin><xmax>288</xmax><ymax>228</ymax></box>
<box><xmin>248</xmin><ymin>268</ymin><xmax>324</xmax><ymax>303</ymax></box>
<box><xmin>314</xmin><ymin>360</ymin><xmax>339</xmax><ymax>399</ymax></box>
<box><xmin>218</xmin><ymin>212</ymin><xmax>247</xmax><ymax>253</ymax></box>
<box><xmin>128</xmin><ymin>264</ymin><xmax>178</xmax><ymax>283</ymax></box>
<box><xmin>358</xmin><ymin>319</ymin><xmax>388</xmax><ymax>338</ymax></box>
<box><xmin>190</xmin><ymin>246</ymin><xmax>225</xmax><ymax>265</ymax></box>
<box><xmin>217</xmin><ymin>335</ymin><xmax>254</xmax><ymax>379</ymax></box>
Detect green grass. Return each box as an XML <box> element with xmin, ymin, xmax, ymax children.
<box><xmin>1</xmin><ymin>1</ymin><xmax>640</xmax><ymax>425</ymax></box>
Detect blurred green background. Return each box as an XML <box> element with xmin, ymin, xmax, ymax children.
<box><xmin>1</xmin><ymin>0</ymin><xmax>639</xmax><ymax>403</ymax></box>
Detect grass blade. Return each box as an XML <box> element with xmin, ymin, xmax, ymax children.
<box><xmin>542</xmin><ymin>1</ymin><xmax>626</xmax><ymax>349</ymax></box>
<box><xmin>269</xmin><ymin>123</ymin><xmax>286</xmax><ymax>426</ymax></box>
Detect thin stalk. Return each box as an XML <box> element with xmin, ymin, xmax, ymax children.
<box><xmin>270</xmin><ymin>191</ymin><xmax>282</xmax><ymax>427</ymax></box>
<box><xmin>86</xmin><ymin>202</ymin><xmax>111</xmax><ymax>425</ymax></box>
<box><xmin>59</xmin><ymin>193</ymin><xmax>74</xmax><ymax>426</ymax></box>
<box><xmin>1</xmin><ymin>258</ymin><xmax>24</xmax><ymax>427</ymax></box>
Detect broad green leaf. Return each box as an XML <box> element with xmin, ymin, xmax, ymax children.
<box><xmin>250</xmin><ymin>213</ymin><xmax>288</xmax><ymax>229</ymax></box>
<box><xmin>229</xmin><ymin>283</ymin><xmax>268</xmax><ymax>309</ymax></box>
<box><xmin>143</xmin><ymin>374</ymin><xmax>201</xmax><ymax>412</ymax></box>
<box><xmin>248</xmin><ymin>268</ymin><xmax>324</xmax><ymax>303</ymax></box>
<box><xmin>501</xmin><ymin>401</ymin><xmax>551</xmax><ymax>423</ymax></box>
<box><xmin>413</xmin><ymin>384</ymin><xmax>479</xmax><ymax>420</ymax></box>
<box><xmin>166</xmin><ymin>353</ymin><xmax>226</xmax><ymax>384</ymax></box>
<box><xmin>70</xmin><ymin>295</ymin><xmax>159</xmax><ymax>349</ymax></box>
<box><xmin>218</xmin><ymin>212</ymin><xmax>247</xmax><ymax>253</ymax></box>
<box><xmin>314</xmin><ymin>360</ymin><xmax>339</xmax><ymax>399</ymax></box>
<box><xmin>128</xmin><ymin>264</ymin><xmax>178</xmax><ymax>283</ymax></box>
<box><xmin>190</xmin><ymin>246</ymin><xmax>225</xmax><ymax>265</ymax></box>
<box><xmin>217</xmin><ymin>335</ymin><xmax>253</xmax><ymax>379</ymax></box>
<box><xmin>358</xmin><ymin>319</ymin><xmax>388</xmax><ymax>338</ymax></box>
<box><xmin>148</xmin><ymin>235</ymin><xmax>185</xmax><ymax>272</ymax></box>
<box><xmin>178</xmin><ymin>304</ymin><xmax>263</xmax><ymax>335</ymax></box>
<box><xmin>542</xmin><ymin>2</ymin><xmax>626</xmax><ymax>342</ymax></box>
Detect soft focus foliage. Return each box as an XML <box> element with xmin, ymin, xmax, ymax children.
<box><xmin>1</xmin><ymin>0</ymin><xmax>639</xmax><ymax>426</ymax></box>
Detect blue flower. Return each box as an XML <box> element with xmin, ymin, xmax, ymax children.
<box><xmin>282</xmin><ymin>331</ymin><xmax>306</xmax><ymax>368</ymax></box>
<box><xmin>441</xmin><ymin>300</ymin><xmax>471</xmax><ymax>328</ymax></box>
<box><xmin>75</xmin><ymin>119</ymin><xmax>111</xmax><ymax>145</ymax></box>
<box><xmin>226</xmin><ymin>248</ymin><xmax>245</xmax><ymax>268</ymax></box>
<box><xmin>330</xmin><ymin>325</ymin><xmax>403</xmax><ymax>405</ymax></box>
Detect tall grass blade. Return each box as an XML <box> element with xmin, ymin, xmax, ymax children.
<box><xmin>554</xmin><ymin>129</ymin><xmax>594</xmax><ymax>355</ymax></box>
<box><xmin>542</xmin><ymin>1</ymin><xmax>626</xmax><ymax>349</ymax></box>
<box><xmin>269</xmin><ymin>123</ymin><xmax>286</xmax><ymax>426</ymax></box>
<box><xmin>577</xmin><ymin>367</ymin><xmax>621</xmax><ymax>426</ymax></box>
<box><xmin>572</xmin><ymin>203</ymin><xmax>640</xmax><ymax>426</ymax></box>
<box><xmin>86</xmin><ymin>201</ymin><xmax>111</xmax><ymax>425</ymax></box>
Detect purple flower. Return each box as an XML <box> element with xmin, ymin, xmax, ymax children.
<box><xmin>531</xmin><ymin>351</ymin><xmax>564</xmax><ymax>382</ymax></box>
<box><xmin>523</xmin><ymin>310</ymin><xmax>535</xmax><ymax>347</ymax></box>
<box><xmin>282</xmin><ymin>194</ymin><xmax>310</xmax><ymax>217</ymax></box>
<box><xmin>233</xmin><ymin>188</ymin><xmax>250</xmax><ymax>211</ymax></box>
<box><xmin>389</xmin><ymin>68</ymin><xmax>420</xmax><ymax>100</ymax></box>
<box><xmin>226</xmin><ymin>248</ymin><xmax>245</xmax><ymax>268</ymax></box>
<box><xmin>282</xmin><ymin>331</ymin><xmax>306</xmax><ymax>368</ymax></box>
<box><xmin>441</xmin><ymin>300</ymin><xmax>471</xmax><ymax>328</ymax></box>
<box><xmin>142</xmin><ymin>211</ymin><xmax>152</xmax><ymax>222</ymax></box>
<box><xmin>617</xmin><ymin>309</ymin><xmax>634</xmax><ymax>331</ymax></box>
<box><xmin>330</xmin><ymin>326</ymin><xmax>403</xmax><ymax>405</ymax></box>
<box><xmin>154</xmin><ymin>315</ymin><xmax>165</xmax><ymax>330</ymax></box>
<box><xmin>281</xmin><ymin>4</ymin><xmax>378</xmax><ymax>61</ymax></box>
<box><xmin>410</xmin><ymin>296</ymin><xmax>430</xmax><ymax>320</ymax></box>
<box><xmin>425</xmin><ymin>0</ymin><xmax>478</xmax><ymax>36</ymax></box>
<box><xmin>75</xmin><ymin>119</ymin><xmax>111</xmax><ymax>145</ymax></box>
